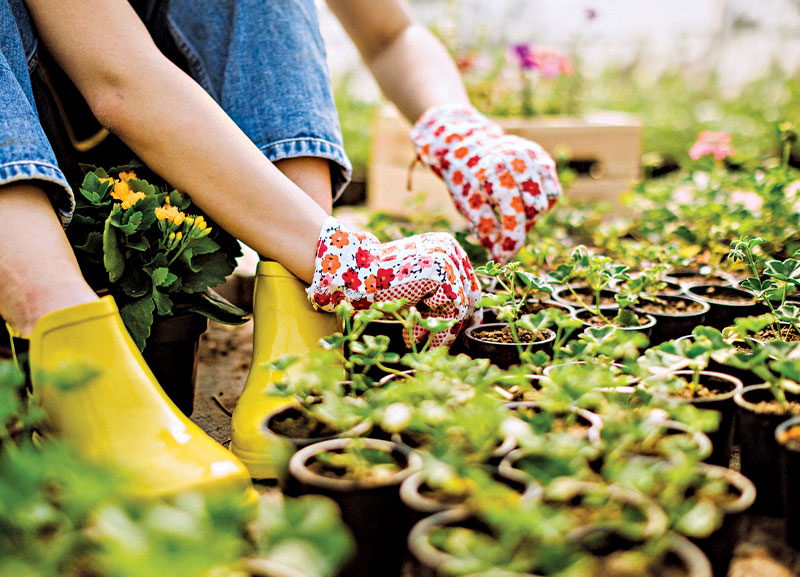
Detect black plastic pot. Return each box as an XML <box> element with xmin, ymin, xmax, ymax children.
<box><xmin>572</xmin><ymin>308</ymin><xmax>656</xmax><ymax>341</ymax></box>
<box><xmin>264</xmin><ymin>404</ymin><xmax>372</xmax><ymax>450</ymax></box>
<box><xmin>464</xmin><ymin>323</ymin><xmax>555</xmax><ymax>369</ymax></box>
<box><xmin>649</xmin><ymin>370</ymin><xmax>743</xmax><ymax>467</ymax></box>
<box><xmin>687</xmin><ymin>463</ymin><xmax>756</xmax><ymax>577</ymax></box>
<box><xmin>399</xmin><ymin>465</ymin><xmax>537</xmax><ymax>528</ymax></box>
<box><xmin>685</xmin><ymin>284</ymin><xmax>764</xmax><ymax>330</ymax></box>
<box><xmin>666</xmin><ymin>268</ymin><xmax>735</xmax><ymax>289</ymax></box>
<box><xmin>142</xmin><ymin>311</ymin><xmax>208</xmax><ymax>416</ymax></box>
<box><xmin>776</xmin><ymin>416</ymin><xmax>800</xmax><ymax>549</ymax></box>
<box><xmin>734</xmin><ymin>383</ymin><xmax>800</xmax><ymax>516</ymax></box>
<box><xmin>288</xmin><ymin>438</ymin><xmax>422</xmax><ymax>577</ymax></box>
<box><xmin>630</xmin><ymin>294</ymin><xmax>710</xmax><ymax>344</ymax></box>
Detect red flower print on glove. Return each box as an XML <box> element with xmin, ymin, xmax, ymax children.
<box><xmin>410</xmin><ymin>105</ymin><xmax>562</xmax><ymax>263</ymax></box>
<box><xmin>307</xmin><ymin>217</ymin><xmax>481</xmax><ymax>348</ymax></box>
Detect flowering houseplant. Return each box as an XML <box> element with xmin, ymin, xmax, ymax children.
<box><xmin>66</xmin><ymin>164</ymin><xmax>247</xmax><ymax>350</ymax></box>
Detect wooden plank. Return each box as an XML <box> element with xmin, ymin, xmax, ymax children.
<box><xmin>368</xmin><ymin>105</ymin><xmax>641</xmax><ymax>221</ymax></box>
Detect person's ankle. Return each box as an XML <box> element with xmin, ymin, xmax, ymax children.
<box><xmin>7</xmin><ymin>287</ymin><xmax>99</xmax><ymax>337</ymax></box>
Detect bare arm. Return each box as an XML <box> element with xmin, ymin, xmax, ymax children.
<box><xmin>24</xmin><ymin>0</ymin><xmax>327</xmax><ymax>282</ymax></box>
<box><xmin>326</xmin><ymin>0</ymin><xmax>469</xmax><ymax>123</ymax></box>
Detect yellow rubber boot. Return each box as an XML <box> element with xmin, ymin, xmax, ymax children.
<box><xmin>230</xmin><ymin>261</ymin><xmax>340</xmax><ymax>479</ymax></box>
<box><xmin>28</xmin><ymin>296</ymin><xmax>254</xmax><ymax>501</ymax></box>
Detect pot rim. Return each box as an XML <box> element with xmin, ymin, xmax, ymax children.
<box><xmin>775</xmin><ymin>415</ymin><xmax>800</xmax><ymax>452</ymax></box>
<box><xmin>399</xmin><ymin>466</ymin><xmax>540</xmax><ymax>515</ymax></box>
<box><xmin>263</xmin><ymin>403</ymin><xmax>373</xmax><ymax>445</ymax></box>
<box><xmin>464</xmin><ymin>323</ymin><xmax>557</xmax><ymax>348</ymax></box>
<box><xmin>644</xmin><ymin>369</ymin><xmax>743</xmax><ymax>404</ymax></box>
<box><xmin>686</xmin><ymin>284</ymin><xmax>759</xmax><ymax>307</ymax></box>
<box><xmin>630</xmin><ymin>293</ymin><xmax>711</xmax><ymax>317</ymax></box>
<box><xmin>695</xmin><ymin>462</ymin><xmax>757</xmax><ymax>514</ymax></box>
<box><xmin>573</xmin><ymin>308</ymin><xmax>657</xmax><ymax>331</ymax></box>
<box><xmin>288</xmin><ymin>437</ymin><xmax>422</xmax><ymax>491</ymax></box>
<box><xmin>244</xmin><ymin>558</ymin><xmax>311</xmax><ymax>577</ymax></box>
<box><xmin>734</xmin><ymin>382</ymin><xmax>800</xmax><ymax>414</ymax></box>
<box><xmin>501</xmin><ymin>401</ymin><xmax>604</xmax><ymax>446</ymax></box>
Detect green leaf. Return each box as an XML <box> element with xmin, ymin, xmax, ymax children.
<box><xmin>152</xmin><ymin>288</ymin><xmax>173</xmax><ymax>316</ymax></box>
<box><xmin>102</xmin><ymin>216</ymin><xmax>125</xmax><ymax>283</ymax></box>
<box><xmin>180</xmin><ymin>252</ymin><xmax>235</xmax><ymax>293</ymax></box>
<box><xmin>151</xmin><ymin>267</ymin><xmax>177</xmax><ymax>288</ymax></box>
<box><xmin>120</xmin><ymin>297</ymin><xmax>155</xmax><ymax>351</ymax></box>
<box><xmin>185</xmin><ymin>290</ymin><xmax>249</xmax><ymax>325</ymax></box>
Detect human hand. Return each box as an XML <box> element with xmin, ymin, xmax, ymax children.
<box><xmin>307</xmin><ymin>217</ymin><xmax>480</xmax><ymax>347</ymax></box>
<box><xmin>410</xmin><ymin>105</ymin><xmax>562</xmax><ymax>263</ymax></box>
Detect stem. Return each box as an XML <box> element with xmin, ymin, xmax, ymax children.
<box><xmin>783</xmin><ymin>140</ymin><xmax>791</xmax><ymax>170</ymax></box>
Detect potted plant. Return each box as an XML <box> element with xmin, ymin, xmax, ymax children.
<box><xmin>465</xmin><ymin>262</ymin><xmax>558</xmax><ymax>369</ymax></box>
<box><xmin>637</xmin><ymin>327</ymin><xmax>744</xmax><ymax>466</ymax></box>
<box><xmin>729</xmin><ymin>338</ymin><xmax>800</xmax><ymax>515</ymax></box>
<box><xmin>287</xmin><ymin>437</ymin><xmax>422</xmax><ymax>577</ymax></box>
<box><xmin>622</xmin><ymin>265</ymin><xmax>710</xmax><ymax>344</ymax></box>
<box><xmin>64</xmin><ymin>165</ymin><xmax>248</xmax><ymax>414</ymax></box>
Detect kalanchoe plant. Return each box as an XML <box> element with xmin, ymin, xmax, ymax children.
<box><xmin>66</xmin><ymin>164</ymin><xmax>247</xmax><ymax>349</ymax></box>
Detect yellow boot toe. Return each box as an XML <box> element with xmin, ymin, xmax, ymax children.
<box><xmin>28</xmin><ymin>296</ymin><xmax>253</xmax><ymax>501</ymax></box>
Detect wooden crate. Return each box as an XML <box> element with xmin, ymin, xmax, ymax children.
<box><xmin>367</xmin><ymin>105</ymin><xmax>642</xmax><ymax>225</ymax></box>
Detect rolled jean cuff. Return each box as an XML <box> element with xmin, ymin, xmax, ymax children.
<box><xmin>0</xmin><ymin>160</ymin><xmax>74</xmax><ymax>226</ymax></box>
<box><xmin>259</xmin><ymin>137</ymin><xmax>352</xmax><ymax>201</ymax></box>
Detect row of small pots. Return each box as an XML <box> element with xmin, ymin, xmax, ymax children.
<box><xmin>264</xmin><ymin>384</ymin><xmax>754</xmax><ymax>577</ymax></box>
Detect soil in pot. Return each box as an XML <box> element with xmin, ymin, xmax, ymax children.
<box><xmin>648</xmin><ymin>370</ymin><xmax>743</xmax><ymax>467</ymax></box>
<box><xmin>288</xmin><ymin>438</ymin><xmax>421</xmax><ymax>577</ymax></box>
<box><xmin>265</xmin><ymin>405</ymin><xmax>371</xmax><ymax>449</ymax></box>
<box><xmin>553</xmin><ymin>285</ymin><xmax>618</xmax><ymax>309</ymax></box>
<box><xmin>775</xmin><ymin>417</ymin><xmax>800</xmax><ymax>549</ymax></box>
<box><xmin>465</xmin><ymin>324</ymin><xmax>556</xmax><ymax>369</ymax></box>
<box><xmin>754</xmin><ymin>323</ymin><xmax>800</xmax><ymax>343</ymax></box>
<box><xmin>734</xmin><ymin>384</ymin><xmax>800</xmax><ymax>516</ymax></box>
<box><xmin>685</xmin><ymin>285</ymin><xmax>764</xmax><ymax>330</ymax></box>
<box><xmin>631</xmin><ymin>295</ymin><xmax>709</xmax><ymax>344</ymax></box>
<box><xmin>667</xmin><ymin>269</ymin><xmax>733</xmax><ymax>288</ymax></box>
<box><xmin>573</xmin><ymin>308</ymin><xmax>656</xmax><ymax>340</ymax></box>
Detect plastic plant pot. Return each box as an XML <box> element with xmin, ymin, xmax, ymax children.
<box><xmin>288</xmin><ymin>437</ymin><xmax>422</xmax><ymax>577</ymax></box>
<box><xmin>685</xmin><ymin>284</ymin><xmax>765</xmax><ymax>330</ymax></box>
<box><xmin>142</xmin><ymin>310</ymin><xmax>208</xmax><ymax>416</ymax></box>
<box><xmin>464</xmin><ymin>324</ymin><xmax>556</xmax><ymax>369</ymax></box>
<box><xmin>630</xmin><ymin>294</ymin><xmax>710</xmax><ymax>345</ymax></box>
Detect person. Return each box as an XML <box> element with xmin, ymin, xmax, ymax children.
<box><xmin>0</xmin><ymin>0</ymin><xmax>561</xmax><ymax>496</ymax></box>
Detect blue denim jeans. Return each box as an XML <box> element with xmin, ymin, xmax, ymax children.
<box><xmin>1</xmin><ymin>0</ymin><xmax>351</xmax><ymax>225</ymax></box>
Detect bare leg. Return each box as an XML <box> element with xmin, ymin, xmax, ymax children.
<box><xmin>0</xmin><ymin>182</ymin><xmax>97</xmax><ymax>336</ymax></box>
<box><xmin>273</xmin><ymin>157</ymin><xmax>333</xmax><ymax>215</ymax></box>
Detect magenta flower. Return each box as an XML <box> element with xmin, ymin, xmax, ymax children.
<box><xmin>689</xmin><ymin>131</ymin><xmax>736</xmax><ymax>161</ymax></box>
<box><xmin>512</xmin><ymin>43</ymin><xmax>537</xmax><ymax>70</ymax></box>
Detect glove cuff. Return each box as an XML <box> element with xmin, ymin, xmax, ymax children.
<box><xmin>307</xmin><ymin>217</ymin><xmax>381</xmax><ymax>312</ymax></box>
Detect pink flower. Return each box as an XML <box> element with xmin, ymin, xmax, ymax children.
<box><xmin>531</xmin><ymin>47</ymin><xmax>574</xmax><ymax>79</ymax></box>
<box><xmin>730</xmin><ymin>190</ymin><xmax>763</xmax><ymax>213</ymax></box>
<box><xmin>689</xmin><ymin>131</ymin><xmax>736</xmax><ymax>161</ymax></box>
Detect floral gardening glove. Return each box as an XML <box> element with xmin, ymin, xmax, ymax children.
<box><xmin>410</xmin><ymin>104</ymin><xmax>562</xmax><ymax>263</ymax></box>
<box><xmin>307</xmin><ymin>217</ymin><xmax>481</xmax><ymax>348</ymax></box>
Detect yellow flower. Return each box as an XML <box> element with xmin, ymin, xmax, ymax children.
<box><xmin>121</xmin><ymin>191</ymin><xmax>145</xmax><ymax>210</ymax></box>
<box><xmin>175</xmin><ymin>231</ymin><xmax>183</xmax><ymax>241</ymax></box>
<box><xmin>118</xmin><ymin>170</ymin><xmax>138</xmax><ymax>182</ymax></box>
<box><xmin>155</xmin><ymin>201</ymin><xmax>185</xmax><ymax>224</ymax></box>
